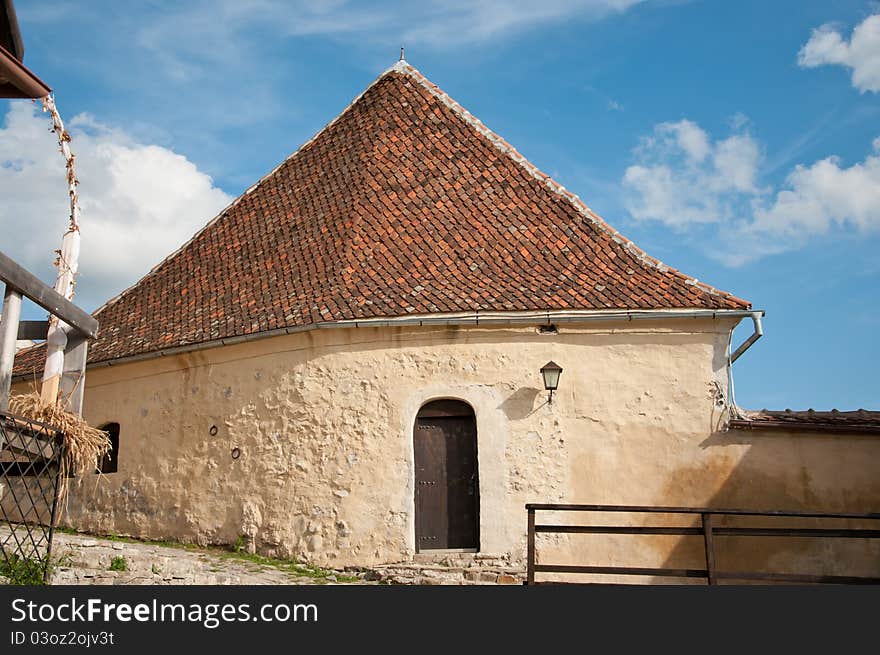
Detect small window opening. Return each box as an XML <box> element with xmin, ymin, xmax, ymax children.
<box><xmin>539</xmin><ymin>324</ymin><xmax>558</xmax><ymax>334</ymax></box>
<box><xmin>97</xmin><ymin>422</ymin><xmax>120</xmax><ymax>474</ymax></box>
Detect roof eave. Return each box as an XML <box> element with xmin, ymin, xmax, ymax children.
<box><xmin>12</xmin><ymin>308</ymin><xmax>757</xmax><ymax>381</ymax></box>
<box><xmin>0</xmin><ymin>42</ymin><xmax>50</xmax><ymax>98</ymax></box>
<box><xmin>728</xmin><ymin>419</ymin><xmax>880</xmax><ymax>435</ymax></box>
<box><xmin>1</xmin><ymin>0</ymin><xmax>23</xmax><ymax>60</ymax></box>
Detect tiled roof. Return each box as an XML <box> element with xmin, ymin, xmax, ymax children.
<box><xmin>729</xmin><ymin>409</ymin><xmax>880</xmax><ymax>434</ymax></box>
<box><xmin>14</xmin><ymin>61</ymin><xmax>749</xmax><ymax>374</ymax></box>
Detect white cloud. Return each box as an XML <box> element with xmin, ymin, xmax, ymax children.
<box><xmin>14</xmin><ymin>1</ymin><xmax>648</xmax><ymax>179</ymax></box>
<box><xmin>749</xmin><ymin>141</ymin><xmax>880</xmax><ymax>239</ymax></box>
<box><xmin>0</xmin><ymin>103</ymin><xmax>232</xmax><ymax>311</ymax></box>
<box><xmin>622</xmin><ymin>119</ymin><xmax>763</xmax><ymax>227</ymax></box>
<box><xmin>712</xmin><ymin>134</ymin><xmax>761</xmax><ymax>192</ymax></box>
<box><xmin>663</xmin><ymin>120</ymin><xmax>711</xmax><ymax>162</ymax></box>
<box><xmin>36</xmin><ymin>1</ymin><xmax>644</xmax><ymax>83</ymax></box>
<box><xmin>798</xmin><ymin>14</ymin><xmax>880</xmax><ymax>93</ymax></box>
<box><xmin>399</xmin><ymin>0</ymin><xmax>644</xmax><ymax>47</ymax></box>
<box><xmin>262</xmin><ymin>1</ymin><xmax>638</xmax><ymax>45</ymax></box>
<box><xmin>622</xmin><ymin>118</ymin><xmax>880</xmax><ymax>264</ymax></box>
<box><xmin>729</xmin><ymin>112</ymin><xmax>749</xmax><ymax>130</ymax></box>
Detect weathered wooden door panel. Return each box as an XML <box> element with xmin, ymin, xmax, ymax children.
<box><xmin>414</xmin><ymin>420</ymin><xmax>447</xmax><ymax>549</ymax></box>
<box><xmin>414</xmin><ymin>401</ymin><xmax>478</xmax><ymax>551</ymax></box>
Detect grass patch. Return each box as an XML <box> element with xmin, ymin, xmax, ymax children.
<box><xmin>52</xmin><ymin>527</ymin><xmax>359</xmax><ymax>583</ymax></box>
<box><xmin>0</xmin><ymin>554</ymin><xmax>49</xmax><ymax>585</ymax></box>
<box><xmin>109</xmin><ymin>556</ymin><xmax>127</xmax><ymax>572</ymax></box>
<box><xmin>215</xmin><ymin>550</ymin><xmax>359</xmax><ymax>583</ymax></box>
<box><xmin>54</xmin><ymin>526</ymin><xmax>202</xmax><ymax>552</ymax></box>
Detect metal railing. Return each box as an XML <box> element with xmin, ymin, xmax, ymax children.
<box><xmin>0</xmin><ymin>410</ymin><xmax>65</xmax><ymax>583</ymax></box>
<box><xmin>525</xmin><ymin>503</ymin><xmax>880</xmax><ymax>585</ymax></box>
<box><xmin>0</xmin><ymin>249</ymin><xmax>98</xmax><ymax>415</ymax></box>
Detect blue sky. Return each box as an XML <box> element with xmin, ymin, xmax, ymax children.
<box><xmin>2</xmin><ymin>0</ymin><xmax>879</xmax><ymax>410</ymax></box>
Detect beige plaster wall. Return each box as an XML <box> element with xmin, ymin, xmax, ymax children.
<box><xmin>12</xmin><ymin>319</ymin><xmax>879</xmax><ymax>578</ymax></box>
<box><xmin>537</xmin><ymin>423</ymin><xmax>880</xmax><ymax>583</ymax></box>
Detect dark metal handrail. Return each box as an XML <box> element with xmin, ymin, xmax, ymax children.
<box><xmin>525</xmin><ymin>503</ymin><xmax>880</xmax><ymax>585</ymax></box>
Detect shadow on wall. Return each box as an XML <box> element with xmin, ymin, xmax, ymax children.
<box><xmin>535</xmin><ymin>425</ymin><xmax>880</xmax><ymax>584</ymax></box>
<box><xmin>497</xmin><ymin>387</ymin><xmax>543</xmax><ymax>420</ymax></box>
<box><xmin>656</xmin><ymin>428</ymin><xmax>880</xmax><ymax>583</ymax></box>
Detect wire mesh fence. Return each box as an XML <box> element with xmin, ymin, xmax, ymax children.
<box><xmin>0</xmin><ymin>410</ymin><xmax>65</xmax><ymax>584</ymax></box>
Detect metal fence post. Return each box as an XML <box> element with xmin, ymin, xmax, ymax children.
<box><xmin>702</xmin><ymin>513</ymin><xmax>717</xmax><ymax>585</ymax></box>
<box><xmin>42</xmin><ymin>436</ymin><xmax>65</xmax><ymax>584</ymax></box>
<box><xmin>526</xmin><ymin>506</ymin><xmax>536</xmax><ymax>585</ymax></box>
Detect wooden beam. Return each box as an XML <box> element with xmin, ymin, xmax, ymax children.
<box><xmin>0</xmin><ymin>250</ymin><xmax>97</xmax><ymax>338</ymax></box>
<box><xmin>17</xmin><ymin>320</ymin><xmax>48</xmax><ymax>340</ymax></box>
<box><xmin>61</xmin><ymin>335</ymin><xmax>87</xmax><ymax>416</ymax></box>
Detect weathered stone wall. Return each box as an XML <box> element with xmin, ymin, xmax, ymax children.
<box><xmin>12</xmin><ymin>319</ymin><xmax>878</xmax><ymax>578</ymax></box>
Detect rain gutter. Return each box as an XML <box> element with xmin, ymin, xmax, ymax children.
<box><xmin>57</xmin><ymin>308</ymin><xmax>761</xmax><ymax>374</ymax></box>
<box><xmin>0</xmin><ymin>42</ymin><xmax>51</xmax><ymax>98</ymax></box>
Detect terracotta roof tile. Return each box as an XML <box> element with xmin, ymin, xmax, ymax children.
<box><xmin>14</xmin><ymin>61</ymin><xmax>749</xmax><ymax>375</ymax></box>
<box><xmin>730</xmin><ymin>409</ymin><xmax>880</xmax><ymax>434</ymax></box>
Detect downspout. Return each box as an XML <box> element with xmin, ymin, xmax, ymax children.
<box><xmin>726</xmin><ymin>311</ymin><xmax>764</xmax><ymax>421</ymax></box>
<box><xmin>729</xmin><ymin>311</ymin><xmax>764</xmax><ymax>363</ymax></box>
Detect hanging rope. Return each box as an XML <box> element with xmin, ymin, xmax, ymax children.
<box><xmin>38</xmin><ymin>95</ymin><xmax>81</xmax><ymax>406</ymax></box>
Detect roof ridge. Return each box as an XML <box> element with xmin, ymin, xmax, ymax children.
<box><xmin>394</xmin><ymin>62</ymin><xmax>748</xmax><ymax>307</ymax></box>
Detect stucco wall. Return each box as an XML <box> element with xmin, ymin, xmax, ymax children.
<box><xmin>537</xmin><ymin>422</ymin><xmax>880</xmax><ymax>583</ymax></box>
<box><xmin>11</xmin><ymin>318</ymin><xmax>879</xmax><ymax>578</ymax></box>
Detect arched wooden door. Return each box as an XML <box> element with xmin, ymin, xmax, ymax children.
<box><xmin>413</xmin><ymin>400</ymin><xmax>479</xmax><ymax>551</ymax></box>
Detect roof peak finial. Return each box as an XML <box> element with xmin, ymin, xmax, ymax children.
<box><xmin>400</xmin><ymin>46</ymin><xmax>405</xmax><ymax>61</ymax></box>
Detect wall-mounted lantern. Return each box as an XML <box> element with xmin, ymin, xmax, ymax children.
<box><xmin>540</xmin><ymin>361</ymin><xmax>563</xmax><ymax>404</ymax></box>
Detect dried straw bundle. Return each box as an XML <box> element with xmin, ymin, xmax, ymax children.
<box><xmin>8</xmin><ymin>392</ymin><xmax>111</xmax><ymax>513</ymax></box>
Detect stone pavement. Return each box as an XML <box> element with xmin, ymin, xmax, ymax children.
<box><xmin>369</xmin><ymin>553</ymin><xmax>525</xmax><ymax>585</ymax></box>
<box><xmin>3</xmin><ymin>529</ymin><xmax>526</xmax><ymax>585</ymax></box>
<box><xmin>40</xmin><ymin>531</ymin><xmax>373</xmax><ymax>585</ymax></box>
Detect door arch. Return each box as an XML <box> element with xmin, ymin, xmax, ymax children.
<box><xmin>413</xmin><ymin>399</ymin><xmax>479</xmax><ymax>551</ymax></box>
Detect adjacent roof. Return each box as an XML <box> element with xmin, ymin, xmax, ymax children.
<box><xmin>13</xmin><ymin>60</ymin><xmax>749</xmax><ymax>374</ymax></box>
<box><xmin>0</xmin><ymin>0</ymin><xmax>23</xmax><ymax>60</ymax></box>
<box><xmin>729</xmin><ymin>410</ymin><xmax>880</xmax><ymax>435</ymax></box>
<box><xmin>0</xmin><ymin>0</ymin><xmax>51</xmax><ymax>98</ymax></box>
